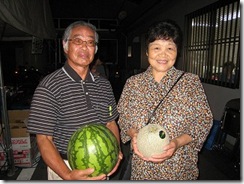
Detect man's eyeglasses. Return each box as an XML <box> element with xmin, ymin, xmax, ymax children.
<box><xmin>67</xmin><ymin>38</ymin><xmax>97</xmax><ymax>47</ymax></box>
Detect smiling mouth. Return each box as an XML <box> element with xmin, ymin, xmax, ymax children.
<box><xmin>157</xmin><ymin>59</ymin><xmax>167</xmax><ymax>64</ymax></box>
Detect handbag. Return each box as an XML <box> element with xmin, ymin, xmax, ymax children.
<box><xmin>120</xmin><ymin>71</ymin><xmax>185</xmax><ymax>180</ymax></box>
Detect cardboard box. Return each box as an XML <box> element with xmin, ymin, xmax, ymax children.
<box><xmin>8</xmin><ymin>110</ymin><xmax>29</xmax><ymax>136</ymax></box>
<box><xmin>0</xmin><ymin>150</ymin><xmax>8</xmax><ymax>171</ymax></box>
<box><xmin>0</xmin><ymin>110</ymin><xmax>39</xmax><ymax>168</ymax></box>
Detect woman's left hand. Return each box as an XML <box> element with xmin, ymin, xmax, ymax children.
<box><xmin>147</xmin><ymin>134</ymin><xmax>192</xmax><ymax>163</ymax></box>
<box><xmin>146</xmin><ymin>139</ymin><xmax>178</xmax><ymax>163</ymax></box>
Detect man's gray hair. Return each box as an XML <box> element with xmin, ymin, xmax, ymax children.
<box><xmin>62</xmin><ymin>21</ymin><xmax>99</xmax><ymax>51</ymax></box>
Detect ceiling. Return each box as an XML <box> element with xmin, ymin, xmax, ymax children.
<box><xmin>0</xmin><ymin>0</ymin><xmax>56</xmax><ymax>40</ymax></box>
<box><xmin>49</xmin><ymin>0</ymin><xmax>164</xmax><ymax>32</ymax></box>
<box><xmin>0</xmin><ymin>0</ymin><xmax>170</xmax><ymax>40</ymax></box>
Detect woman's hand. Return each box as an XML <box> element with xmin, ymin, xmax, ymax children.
<box><xmin>127</xmin><ymin>128</ymin><xmax>150</xmax><ymax>160</ymax></box>
<box><xmin>146</xmin><ymin>139</ymin><xmax>178</xmax><ymax>163</ymax></box>
<box><xmin>146</xmin><ymin>134</ymin><xmax>193</xmax><ymax>163</ymax></box>
<box><xmin>131</xmin><ymin>132</ymin><xmax>149</xmax><ymax>160</ymax></box>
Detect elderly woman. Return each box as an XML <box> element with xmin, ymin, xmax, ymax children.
<box><xmin>117</xmin><ymin>19</ymin><xmax>213</xmax><ymax>180</ymax></box>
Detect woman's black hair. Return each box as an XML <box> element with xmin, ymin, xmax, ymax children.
<box><xmin>145</xmin><ymin>19</ymin><xmax>183</xmax><ymax>55</ymax></box>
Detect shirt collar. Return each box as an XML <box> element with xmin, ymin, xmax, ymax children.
<box><xmin>63</xmin><ymin>61</ymin><xmax>95</xmax><ymax>82</ymax></box>
<box><xmin>145</xmin><ymin>66</ymin><xmax>177</xmax><ymax>78</ymax></box>
<box><xmin>144</xmin><ymin>66</ymin><xmax>179</xmax><ymax>85</ymax></box>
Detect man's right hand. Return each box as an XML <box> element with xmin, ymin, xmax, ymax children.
<box><xmin>67</xmin><ymin>168</ymin><xmax>107</xmax><ymax>180</ymax></box>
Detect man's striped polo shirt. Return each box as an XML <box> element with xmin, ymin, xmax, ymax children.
<box><xmin>27</xmin><ymin>62</ymin><xmax>119</xmax><ymax>153</ymax></box>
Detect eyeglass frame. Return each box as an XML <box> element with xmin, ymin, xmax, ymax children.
<box><xmin>66</xmin><ymin>37</ymin><xmax>98</xmax><ymax>47</ymax></box>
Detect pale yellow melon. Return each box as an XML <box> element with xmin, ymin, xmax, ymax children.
<box><xmin>137</xmin><ymin>124</ymin><xmax>169</xmax><ymax>158</ymax></box>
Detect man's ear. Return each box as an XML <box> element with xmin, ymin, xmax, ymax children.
<box><xmin>63</xmin><ymin>41</ymin><xmax>68</xmax><ymax>53</ymax></box>
<box><xmin>95</xmin><ymin>45</ymin><xmax>98</xmax><ymax>53</ymax></box>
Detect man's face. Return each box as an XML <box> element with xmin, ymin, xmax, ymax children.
<box><xmin>64</xmin><ymin>25</ymin><xmax>97</xmax><ymax>68</ymax></box>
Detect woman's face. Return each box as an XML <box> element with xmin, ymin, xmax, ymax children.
<box><xmin>147</xmin><ymin>39</ymin><xmax>177</xmax><ymax>78</ymax></box>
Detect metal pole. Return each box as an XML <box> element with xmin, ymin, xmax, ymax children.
<box><xmin>0</xmin><ymin>52</ymin><xmax>16</xmax><ymax>176</ymax></box>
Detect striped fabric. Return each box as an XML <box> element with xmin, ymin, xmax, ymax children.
<box><xmin>27</xmin><ymin>62</ymin><xmax>119</xmax><ymax>153</ymax></box>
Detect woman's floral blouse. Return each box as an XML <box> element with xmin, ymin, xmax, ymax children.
<box><xmin>117</xmin><ymin>66</ymin><xmax>213</xmax><ymax>180</ymax></box>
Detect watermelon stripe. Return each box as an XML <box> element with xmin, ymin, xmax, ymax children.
<box><xmin>82</xmin><ymin>127</ymin><xmax>89</xmax><ymax>169</ymax></box>
<box><xmin>67</xmin><ymin>123</ymin><xmax>119</xmax><ymax>176</ymax></box>
<box><xmin>93</xmin><ymin>125</ymin><xmax>113</xmax><ymax>173</ymax></box>
<box><xmin>90</xmin><ymin>127</ymin><xmax>103</xmax><ymax>174</ymax></box>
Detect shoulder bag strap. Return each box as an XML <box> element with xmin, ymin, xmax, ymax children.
<box><xmin>146</xmin><ymin>72</ymin><xmax>185</xmax><ymax>125</ymax></box>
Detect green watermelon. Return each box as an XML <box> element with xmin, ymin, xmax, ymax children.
<box><xmin>67</xmin><ymin>123</ymin><xmax>119</xmax><ymax>176</ymax></box>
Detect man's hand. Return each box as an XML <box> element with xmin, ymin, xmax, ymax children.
<box><xmin>107</xmin><ymin>150</ymin><xmax>123</xmax><ymax>177</ymax></box>
<box><xmin>66</xmin><ymin>168</ymin><xmax>107</xmax><ymax>180</ymax></box>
